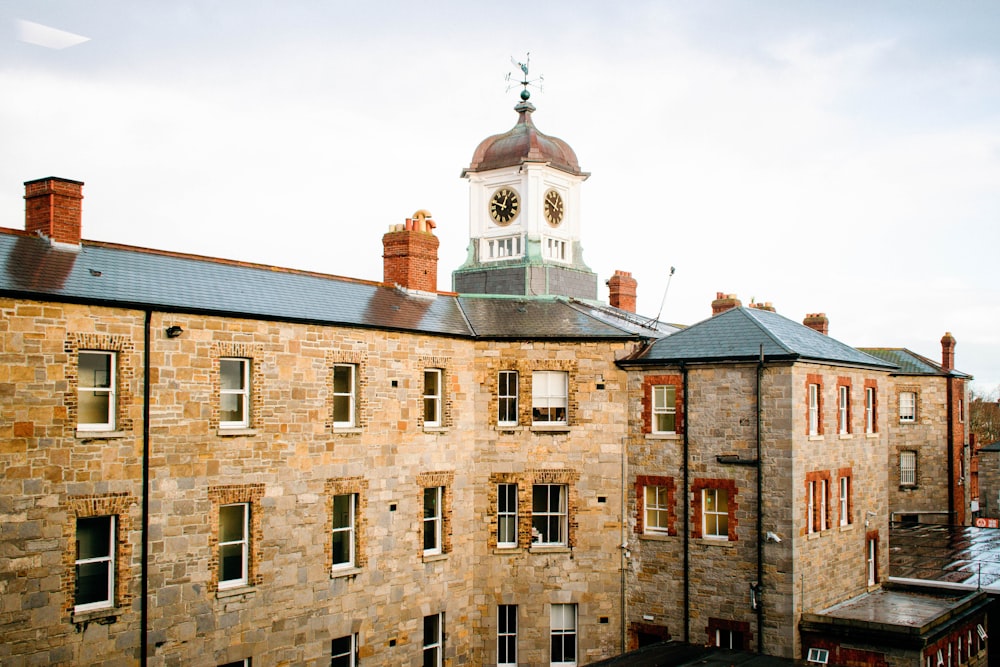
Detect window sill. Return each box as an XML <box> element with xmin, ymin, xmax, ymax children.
<box><xmin>529</xmin><ymin>545</ymin><xmax>570</xmax><ymax>554</ymax></box>
<box><xmin>645</xmin><ymin>433</ymin><xmax>680</xmax><ymax>441</ymax></box>
<box><xmin>217</xmin><ymin>428</ymin><xmax>257</xmax><ymax>437</ymax></box>
<box><xmin>72</xmin><ymin>606</ymin><xmax>118</xmax><ymax>624</ymax></box>
<box><xmin>808</xmin><ymin>435</ymin><xmax>824</xmax><ymax>441</ymax></box>
<box><xmin>216</xmin><ymin>584</ymin><xmax>255</xmax><ymax>599</ymax></box>
<box><xmin>838</xmin><ymin>433</ymin><xmax>853</xmax><ymax>440</ymax></box>
<box><xmin>493</xmin><ymin>546</ymin><xmax>523</xmax><ymax>555</ymax></box>
<box><xmin>422</xmin><ymin>552</ymin><xmax>448</xmax><ymax>563</ymax></box>
<box><xmin>698</xmin><ymin>538</ymin><xmax>734</xmax><ymax>547</ymax></box>
<box><xmin>806</xmin><ymin>530</ymin><xmax>832</xmax><ymax>541</ymax></box>
<box><xmin>75</xmin><ymin>429</ymin><xmax>128</xmax><ymax>440</ymax></box>
<box><xmin>866</xmin><ymin>433</ymin><xmax>879</xmax><ymax>439</ymax></box>
<box><xmin>839</xmin><ymin>523</ymin><xmax>854</xmax><ymax>532</ymax></box>
<box><xmin>333</xmin><ymin>426</ymin><xmax>363</xmax><ymax>435</ymax></box>
<box><xmin>639</xmin><ymin>532</ymin><xmax>673</xmax><ymax>542</ymax></box>
<box><xmin>331</xmin><ymin>566</ymin><xmax>363</xmax><ymax>579</ymax></box>
<box><xmin>530</xmin><ymin>424</ymin><xmax>571</xmax><ymax>434</ymax></box>
<box><xmin>423</xmin><ymin>426</ymin><xmax>449</xmax><ymax>434</ymax></box>
<box><xmin>495</xmin><ymin>424</ymin><xmax>523</xmax><ymax>433</ymax></box>
<box><xmin>900</xmin><ymin>485</ymin><xmax>918</xmax><ymax>491</ymax></box>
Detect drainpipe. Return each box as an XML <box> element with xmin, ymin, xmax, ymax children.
<box><xmin>682</xmin><ymin>363</ymin><xmax>690</xmax><ymax>643</ymax></box>
<box><xmin>141</xmin><ymin>310</ymin><xmax>151</xmax><ymax>665</ymax></box>
<box><xmin>947</xmin><ymin>378</ymin><xmax>955</xmax><ymax>523</ymax></box>
<box><xmin>620</xmin><ymin>435</ymin><xmax>627</xmax><ymax>654</ymax></box>
<box><xmin>756</xmin><ymin>346</ymin><xmax>764</xmax><ymax>653</ymax></box>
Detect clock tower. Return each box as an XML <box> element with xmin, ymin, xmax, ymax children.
<box><xmin>452</xmin><ymin>91</ymin><xmax>598</xmax><ymax>300</ymax></box>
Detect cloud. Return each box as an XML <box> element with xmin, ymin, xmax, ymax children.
<box><xmin>15</xmin><ymin>19</ymin><xmax>90</xmax><ymax>50</ymax></box>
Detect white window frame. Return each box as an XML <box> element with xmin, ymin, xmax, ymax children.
<box><xmin>331</xmin><ymin>633</ymin><xmax>358</xmax><ymax>667</ymax></box>
<box><xmin>839</xmin><ymin>476</ymin><xmax>850</xmax><ymax>527</ymax></box>
<box><xmin>839</xmin><ymin>385</ymin><xmax>850</xmax><ymax>434</ymax></box>
<box><xmin>820</xmin><ymin>479</ymin><xmax>828</xmax><ymax>531</ymax></box>
<box><xmin>218</xmin><ymin>502</ymin><xmax>249</xmax><ymax>589</ymax></box>
<box><xmin>423</xmin><ymin>612</ymin><xmax>444</xmax><ymax>667</ymax></box>
<box><xmin>644</xmin><ymin>485</ymin><xmax>671</xmax><ymax>534</ymax></box>
<box><xmin>74</xmin><ymin>515</ymin><xmax>115</xmax><ymax>611</ymax></box>
<box><xmin>550</xmin><ymin>603</ymin><xmax>577</xmax><ymax>666</ymax></box>
<box><xmin>423</xmin><ymin>486</ymin><xmax>443</xmax><ymax>555</ymax></box>
<box><xmin>331</xmin><ymin>493</ymin><xmax>356</xmax><ymax>571</ymax></box>
<box><xmin>532</xmin><ymin>371</ymin><xmax>568</xmax><ymax>425</ymax></box>
<box><xmin>497</xmin><ymin>483</ymin><xmax>518</xmax><ymax>548</ymax></box>
<box><xmin>807</xmin><ymin>481</ymin><xmax>816</xmax><ymax>535</ymax></box>
<box><xmin>332</xmin><ymin>363</ymin><xmax>357</xmax><ymax>427</ymax></box>
<box><xmin>900</xmin><ymin>391</ymin><xmax>917</xmax><ymax>423</ymax></box>
<box><xmin>652</xmin><ymin>385</ymin><xmax>677</xmax><ymax>434</ymax></box>
<box><xmin>716</xmin><ymin>629</ymin><xmax>740</xmax><ymax>648</ymax></box>
<box><xmin>867</xmin><ymin>536</ymin><xmax>877</xmax><ymax>586</ymax></box>
<box><xmin>543</xmin><ymin>236</ymin><xmax>570</xmax><ymax>262</ymax></box>
<box><xmin>702</xmin><ymin>488</ymin><xmax>729</xmax><ymax>540</ymax></box>
<box><xmin>482</xmin><ymin>234</ymin><xmax>524</xmax><ymax>261</ymax></box>
<box><xmin>808</xmin><ymin>383</ymin><xmax>820</xmax><ymax>435</ymax></box>
<box><xmin>865</xmin><ymin>386</ymin><xmax>875</xmax><ymax>434</ymax></box>
<box><xmin>423</xmin><ymin>368</ymin><xmax>443</xmax><ymax>428</ymax></box>
<box><xmin>900</xmin><ymin>450</ymin><xmax>917</xmax><ymax>486</ymax></box>
<box><xmin>806</xmin><ymin>648</ymin><xmax>830</xmax><ymax>664</ymax></box>
<box><xmin>498</xmin><ymin>604</ymin><xmax>517</xmax><ymax>666</ymax></box>
<box><xmin>219</xmin><ymin>357</ymin><xmax>250</xmax><ymax>429</ymax></box>
<box><xmin>78</xmin><ymin>350</ymin><xmax>116</xmax><ymax>431</ymax></box>
<box><xmin>532</xmin><ymin>484</ymin><xmax>568</xmax><ymax>546</ymax></box>
<box><xmin>498</xmin><ymin>370</ymin><xmax>519</xmax><ymax>426</ymax></box>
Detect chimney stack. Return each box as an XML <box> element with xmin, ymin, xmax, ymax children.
<box><xmin>607</xmin><ymin>270</ymin><xmax>637</xmax><ymax>312</ymax></box>
<box><xmin>803</xmin><ymin>313</ymin><xmax>829</xmax><ymax>335</ymax></box>
<box><xmin>749</xmin><ymin>301</ymin><xmax>776</xmax><ymax>312</ymax></box>
<box><xmin>711</xmin><ymin>292</ymin><xmax>742</xmax><ymax>316</ymax></box>
<box><xmin>941</xmin><ymin>331</ymin><xmax>956</xmax><ymax>371</ymax></box>
<box><xmin>382</xmin><ymin>211</ymin><xmax>439</xmax><ymax>292</ymax></box>
<box><xmin>24</xmin><ymin>177</ymin><xmax>84</xmax><ymax>247</ymax></box>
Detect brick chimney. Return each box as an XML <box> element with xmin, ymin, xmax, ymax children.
<box><xmin>803</xmin><ymin>313</ymin><xmax>829</xmax><ymax>335</ymax></box>
<box><xmin>941</xmin><ymin>331</ymin><xmax>956</xmax><ymax>371</ymax></box>
<box><xmin>749</xmin><ymin>301</ymin><xmax>776</xmax><ymax>312</ymax></box>
<box><xmin>24</xmin><ymin>177</ymin><xmax>84</xmax><ymax>247</ymax></box>
<box><xmin>607</xmin><ymin>270</ymin><xmax>637</xmax><ymax>312</ymax></box>
<box><xmin>711</xmin><ymin>292</ymin><xmax>742</xmax><ymax>315</ymax></box>
<box><xmin>382</xmin><ymin>211</ymin><xmax>439</xmax><ymax>292</ymax></box>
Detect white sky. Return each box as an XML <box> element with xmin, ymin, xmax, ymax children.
<box><xmin>2</xmin><ymin>1</ymin><xmax>998</xmax><ymax>390</ymax></box>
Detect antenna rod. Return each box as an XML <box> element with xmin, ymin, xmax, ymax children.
<box><xmin>655</xmin><ymin>266</ymin><xmax>676</xmax><ymax>324</ymax></box>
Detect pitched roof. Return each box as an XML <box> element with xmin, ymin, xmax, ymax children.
<box><xmin>457</xmin><ymin>295</ymin><xmax>661</xmax><ymax>339</ymax></box>
<box><xmin>626</xmin><ymin>306</ymin><xmax>896</xmax><ymax>369</ymax></box>
<box><xmin>857</xmin><ymin>347</ymin><xmax>972</xmax><ymax>379</ymax></box>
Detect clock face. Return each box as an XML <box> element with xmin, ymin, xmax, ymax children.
<box><xmin>489</xmin><ymin>187</ymin><xmax>520</xmax><ymax>225</ymax></box>
<box><xmin>543</xmin><ymin>189</ymin><xmax>565</xmax><ymax>227</ymax></box>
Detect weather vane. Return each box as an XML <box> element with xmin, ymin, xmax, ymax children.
<box><xmin>505</xmin><ymin>53</ymin><xmax>543</xmax><ymax>102</ymax></box>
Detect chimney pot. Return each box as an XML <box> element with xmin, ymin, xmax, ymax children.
<box><xmin>711</xmin><ymin>292</ymin><xmax>742</xmax><ymax>316</ymax></box>
<box><xmin>24</xmin><ymin>177</ymin><xmax>84</xmax><ymax>247</ymax></box>
<box><xmin>803</xmin><ymin>312</ymin><xmax>829</xmax><ymax>335</ymax></box>
<box><xmin>607</xmin><ymin>269</ymin><xmax>638</xmax><ymax>313</ymax></box>
<box><xmin>383</xmin><ymin>216</ymin><xmax>439</xmax><ymax>292</ymax></box>
<box><xmin>941</xmin><ymin>331</ymin><xmax>956</xmax><ymax>371</ymax></box>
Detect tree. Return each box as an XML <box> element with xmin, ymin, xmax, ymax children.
<box><xmin>970</xmin><ymin>385</ymin><xmax>1000</xmax><ymax>447</ymax></box>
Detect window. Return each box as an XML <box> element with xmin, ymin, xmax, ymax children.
<box><xmin>807</xmin><ymin>482</ymin><xmax>816</xmax><ymax>535</ymax></box>
<box><xmin>498</xmin><ymin>604</ymin><xmax>517</xmax><ymax>666</ymax></box>
<box><xmin>644</xmin><ymin>485</ymin><xmax>671</xmax><ymax>534</ymax></box>
<box><xmin>532</xmin><ymin>484</ymin><xmax>568</xmax><ymax>546</ymax></box>
<box><xmin>424</xmin><ymin>486</ymin><xmax>443</xmax><ymax>555</ymax></box>
<box><xmin>423</xmin><ymin>613</ymin><xmax>444</xmax><ymax>667</ymax></box>
<box><xmin>807</xmin><ymin>473</ymin><xmax>831</xmax><ymax>533</ymax></box>
<box><xmin>423</xmin><ymin>369</ymin><xmax>442</xmax><ymax>427</ymax></box>
<box><xmin>78</xmin><ymin>351</ymin><xmax>115</xmax><ymax>431</ymax></box>
<box><xmin>715</xmin><ymin>629</ymin><xmax>744</xmax><ymax>648</ymax></box>
<box><xmin>839</xmin><ymin>476</ymin><xmax>851</xmax><ymax>526</ymax></box>
<box><xmin>900</xmin><ymin>391</ymin><xmax>917</xmax><ymax>423</ymax></box>
<box><xmin>331</xmin><ymin>494</ymin><xmax>356</xmax><ymax>570</ymax></box>
<box><xmin>220</xmin><ymin>358</ymin><xmax>250</xmax><ymax>428</ymax></box>
<box><xmin>550</xmin><ymin>604</ymin><xmax>577</xmax><ymax>666</ymax></box>
<box><xmin>218</xmin><ymin>661</ymin><xmax>250</xmax><ymax>667</ymax></box>
<box><xmin>75</xmin><ymin>515</ymin><xmax>115</xmax><ymax>611</ymax></box>
<box><xmin>332</xmin><ymin>364</ymin><xmax>357</xmax><ymax>427</ymax></box>
<box><xmin>900</xmin><ymin>450</ymin><xmax>917</xmax><ymax>486</ymax></box>
<box><xmin>497</xmin><ymin>483</ymin><xmax>518</xmax><ymax>548</ymax></box>
<box><xmin>219</xmin><ymin>503</ymin><xmax>249</xmax><ymax>589</ymax></box>
<box><xmin>544</xmin><ymin>237</ymin><xmax>568</xmax><ymax>261</ymax></box>
<box><xmin>498</xmin><ymin>370</ymin><xmax>519</xmax><ymax>426</ymax></box>
<box><xmin>484</xmin><ymin>235</ymin><xmax>523</xmax><ymax>260</ymax></box>
<box><xmin>820</xmin><ymin>479</ymin><xmax>828</xmax><ymax>530</ymax></box>
<box><xmin>703</xmin><ymin>488</ymin><xmax>729</xmax><ymax>539</ymax></box>
<box><xmin>959</xmin><ymin>398</ymin><xmax>965</xmax><ymax>423</ymax></box>
<box><xmin>838</xmin><ymin>384</ymin><xmax>850</xmax><ymax>434</ymax></box>
<box><xmin>532</xmin><ymin>371</ymin><xmax>568</xmax><ymax>424</ymax></box>
<box><xmin>865</xmin><ymin>386</ymin><xmax>876</xmax><ymax>434</ymax></box>
<box><xmin>807</xmin><ymin>648</ymin><xmax>830</xmax><ymax>664</ymax></box>
<box><xmin>331</xmin><ymin>634</ymin><xmax>358</xmax><ymax>667</ymax></box>
<box><xmin>808</xmin><ymin>382</ymin><xmax>821</xmax><ymax>435</ymax></box>
<box><xmin>652</xmin><ymin>385</ymin><xmax>677</xmax><ymax>434</ymax></box>
<box><xmin>867</xmin><ymin>532</ymin><xmax>879</xmax><ymax>586</ymax></box>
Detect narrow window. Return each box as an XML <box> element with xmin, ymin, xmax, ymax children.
<box><xmin>652</xmin><ymin>385</ymin><xmax>677</xmax><ymax>434</ymax></box>
<box><xmin>807</xmin><ymin>481</ymin><xmax>816</xmax><ymax>535</ymax></box>
<box><xmin>838</xmin><ymin>385</ymin><xmax>850</xmax><ymax>434</ymax></box>
<box><xmin>497</xmin><ymin>483</ymin><xmax>518</xmax><ymax>548</ymax></box>
<box><xmin>644</xmin><ymin>485</ymin><xmax>671</xmax><ymax>534</ymax></box>
<box><xmin>532</xmin><ymin>371</ymin><xmax>568</xmax><ymax>424</ymax></box>
<box><xmin>959</xmin><ymin>398</ymin><xmax>965</xmax><ymax>423</ymax></box>
<box><xmin>423</xmin><ymin>486</ymin><xmax>443</xmax><ymax>555</ymax></box>
<box><xmin>78</xmin><ymin>351</ymin><xmax>116</xmax><ymax>431</ymax></box>
<box><xmin>332</xmin><ymin>364</ymin><xmax>357</xmax><ymax>427</ymax></box>
<box><xmin>219</xmin><ymin>503</ymin><xmax>249</xmax><ymax>589</ymax></box>
<box><xmin>900</xmin><ymin>450</ymin><xmax>917</xmax><ymax>486</ymax></box>
<box><xmin>423</xmin><ymin>613</ymin><xmax>444</xmax><ymax>667</ymax></box>
<box><xmin>75</xmin><ymin>515</ymin><xmax>115</xmax><ymax>611</ymax></box>
<box><xmin>703</xmin><ymin>488</ymin><xmax>729</xmax><ymax>540</ymax></box>
<box><xmin>220</xmin><ymin>358</ymin><xmax>250</xmax><ymax>428</ymax></box>
<box><xmin>331</xmin><ymin>494</ymin><xmax>356</xmax><ymax>570</ymax></box>
<box><xmin>331</xmin><ymin>634</ymin><xmax>358</xmax><ymax>667</ymax></box>
<box><xmin>867</xmin><ymin>535</ymin><xmax>878</xmax><ymax>586</ymax></box>
<box><xmin>532</xmin><ymin>484</ymin><xmax>568</xmax><ymax>546</ymax></box>
<box><xmin>498</xmin><ymin>604</ymin><xmax>517</xmax><ymax>666</ymax></box>
<box><xmin>819</xmin><ymin>479</ymin><xmax>828</xmax><ymax>530</ymax></box>
<box><xmin>865</xmin><ymin>386</ymin><xmax>876</xmax><ymax>434</ymax></box>
<box><xmin>839</xmin><ymin>476</ymin><xmax>850</xmax><ymax>526</ymax></box>
<box><xmin>498</xmin><ymin>370</ymin><xmax>519</xmax><ymax>426</ymax></box>
<box><xmin>808</xmin><ymin>383</ymin><xmax>820</xmax><ymax>435</ymax></box>
<box><xmin>550</xmin><ymin>604</ymin><xmax>577</xmax><ymax>666</ymax></box>
<box><xmin>900</xmin><ymin>391</ymin><xmax>917</xmax><ymax>423</ymax></box>
<box><xmin>423</xmin><ymin>369</ymin><xmax>442</xmax><ymax>427</ymax></box>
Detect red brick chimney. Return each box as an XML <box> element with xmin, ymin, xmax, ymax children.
<box><xmin>749</xmin><ymin>301</ymin><xmax>776</xmax><ymax>312</ymax></box>
<box><xmin>607</xmin><ymin>270</ymin><xmax>637</xmax><ymax>312</ymax></box>
<box><xmin>941</xmin><ymin>331</ymin><xmax>956</xmax><ymax>371</ymax></box>
<box><xmin>711</xmin><ymin>292</ymin><xmax>742</xmax><ymax>315</ymax></box>
<box><xmin>382</xmin><ymin>211</ymin><xmax>439</xmax><ymax>292</ymax></box>
<box><xmin>24</xmin><ymin>177</ymin><xmax>84</xmax><ymax>246</ymax></box>
<box><xmin>803</xmin><ymin>313</ymin><xmax>829</xmax><ymax>335</ymax></box>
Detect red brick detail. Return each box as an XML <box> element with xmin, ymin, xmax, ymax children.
<box><xmin>207</xmin><ymin>484</ymin><xmax>265</xmax><ymax>591</ymax></box>
<box><xmin>24</xmin><ymin>177</ymin><xmax>84</xmax><ymax>245</ymax></box>
<box><xmin>416</xmin><ymin>471</ymin><xmax>455</xmax><ymax>555</ymax></box>
<box><xmin>864</xmin><ymin>379</ymin><xmax>878</xmax><ymax>433</ymax></box>
<box><xmin>803</xmin><ymin>313</ymin><xmax>829</xmax><ymax>335</ymax></box>
<box><xmin>641</xmin><ymin>374</ymin><xmax>683</xmax><ymax>434</ymax></box>
<box><xmin>806</xmin><ymin>374</ymin><xmax>824</xmax><ymax>435</ymax></box>
<box><xmin>325</xmin><ymin>477</ymin><xmax>369</xmax><ymax>570</ymax></box>
<box><xmin>941</xmin><ymin>331</ymin><xmax>956</xmax><ymax>371</ymax></box>
<box><xmin>706</xmin><ymin>617</ymin><xmax>751</xmax><ymax>650</ymax></box>
<box><xmin>711</xmin><ymin>292</ymin><xmax>741</xmax><ymax>315</ymax></box>
<box><xmin>837</xmin><ymin>377</ymin><xmax>852</xmax><ymax>434</ymax></box>
<box><xmin>382</xmin><ymin>228</ymin><xmax>439</xmax><ymax>292</ymax></box>
<box><xmin>607</xmin><ymin>270</ymin><xmax>637</xmax><ymax>312</ymax></box>
<box><xmin>635</xmin><ymin>475</ymin><xmax>676</xmax><ymax>536</ymax></box>
<box><xmin>800</xmin><ymin>637</ymin><xmax>889</xmax><ymax>667</ymax></box>
<box><xmin>804</xmin><ymin>470</ymin><xmax>833</xmax><ymax>535</ymax></box>
<box><xmin>627</xmin><ymin>622</ymin><xmax>671</xmax><ymax>651</ymax></box>
<box><xmin>837</xmin><ymin>467</ymin><xmax>853</xmax><ymax>526</ymax></box>
<box><xmin>691</xmin><ymin>478</ymin><xmax>738</xmax><ymax>541</ymax></box>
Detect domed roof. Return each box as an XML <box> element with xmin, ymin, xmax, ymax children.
<box><xmin>462</xmin><ymin>101</ymin><xmax>585</xmax><ymax>177</ymax></box>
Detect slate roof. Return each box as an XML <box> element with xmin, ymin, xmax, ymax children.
<box><xmin>857</xmin><ymin>347</ymin><xmax>973</xmax><ymax>379</ymax></box>
<box><xmin>625</xmin><ymin>306</ymin><xmax>897</xmax><ymax>369</ymax></box>
<box><xmin>458</xmin><ymin>295</ymin><xmax>658</xmax><ymax>339</ymax></box>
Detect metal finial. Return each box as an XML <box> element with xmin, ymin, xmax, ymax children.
<box><xmin>505</xmin><ymin>52</ymin><xmax>543</xmax><ymax>102</ymax></box>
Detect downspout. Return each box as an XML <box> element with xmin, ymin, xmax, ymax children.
<box><xmin>947</xmin><ymin>377</ymin><xmax>955</xmax><ymax>522</ymax></box>
<box><xmin>620</xmin><ymin>435</ymin><xmax>627</xmax><ymax>654</ymax></box>
<box><xmin>756</xmin><ymin>346</ymin><xmax>764</xmax><ymax>653</ymax></box>
<box><xmin>141</xmin><ymin>310</ymin><xmax>151</xmax><ymax>666</ymax></box>
<box><xmin>682</xmin><ymin>363</ymin><xmax>690</xmax><ymax>643</ymax></box>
